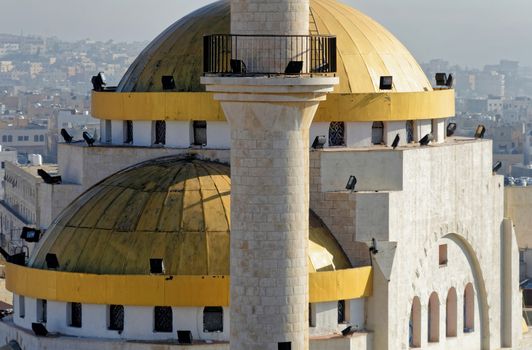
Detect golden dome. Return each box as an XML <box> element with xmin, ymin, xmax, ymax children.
<box><xmin>28</xmin><ymin>157</ymin><xmax>350</xmax><ymax>275</ymax></box>
<box><xmin>117</xmin><ymin>0</ymin><xmax>431</xmax><ymax>94</ymax></box>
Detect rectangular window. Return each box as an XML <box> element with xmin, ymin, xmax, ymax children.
<box><xmin>309</xmin><ymin>303</ymin><xmax>316</xmax><ymax>327</ymax></box>
<box><xmin>338</xmin><ymin>300</ymin><xmax>346</xmax><ymax>323</ymax></box>
<box><xmin>104</xmin><ymin>120</ymin><xmax>112</xmax><ymax>143</ymax></box>
<box><xmin>203</xmin><ymin>306</ymin><xmax>223</xmax><ymax>332</ymax></box>
<box><xmin>154</xmin><ymin>120</ymin><xmax>166</xmax><ymax>145</ymax></box>
<box><xmin>68</xmin><ymin>302</ymin><xmax>82</xmax><ymax>328</ymax></box>
<box><xmin>19</xmin><ymin>295</ymin><xmax>25</xmax><ymax>318</ymax></box>
<box><xmin>108</xmin><ymin>305</ymin><xmax>124</xmax><ymax>331</ymax></box>
<box><xmin>1</xmin><ymin>162</ymin><xmax>4</xmax><ymax>169</ymax></box>
<box><xmin>439</xmin><ymin>244</ymin><xmax>448</xmax><ymax>266</ymax></box>
<box><xmin>37</xmin><ymin>299</ymin><xmax>47</xmax><ymax>323</ymax></box>
<box><xmin>7</xmin><ymin>135</ymin><xmax>12</xmax><ymax>142</ymax></box>
<box><xmin>17</xmin><ymin>136</ymin><xmax>23</xmax><ymax>141</ymax></box>
<box><xmin>154</xmin><ymin>306</ymin><xmax>172</xmax><ymax>332</ymax></box>
<box><xmin>124</xmin><ymin>120</ymin><xmax>133</xmax><ymax>144</ymax></box>
<box><xmin>34</xmin><ymin>135</ymin><xmax>39</xmax><ymax>142</ymax></box>
<box><xmin>23</xmin><ymin>136</ymin><xmax>29</xmax><ymax>141</ymax></box>
<box><xmin>193</xmin><ymin>120</ymin><xmax>207</xmax><ymax>146</ymax></box>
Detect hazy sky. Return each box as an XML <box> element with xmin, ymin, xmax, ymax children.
<box><xmin>2</xmin><ymin>0</ymin><xmax>532</xmax><ymax>67</ymax></box>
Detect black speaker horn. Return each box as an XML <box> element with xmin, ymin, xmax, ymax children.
<box><xmin>32</xmin><ymin>322</ymin><xmax>48</xmax><ymax>337</ymax></box>
<box><xmin>177</xmin><ymin>330</ymin><xmax>193</xmax><ymax>344</ymax></box>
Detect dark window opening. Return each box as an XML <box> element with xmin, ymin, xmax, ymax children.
<box><xmin>154</xmin><ymin>120</ymin><xmax>166</xmax><ymax>145</ymax></box>
<box><xmin>338</xmin><ymin>300</ymin><xmax>346</xmax><ymax>323</ymax></box>
<box><xmin>34</xmin><ymin>135</ymin><xmax>38</xmax><ymax>142</ymax></box>
<box><xmin>193</xmin><ymin>120</ymin><xmax>207</xmax><ymax>146</ymax></box>
<box><xmin>154</xmin><ymin>306</ymin><xmax>172</xmax><ymax>333</ymax></box>
<box><xmin>328</xmin><ymin>121</ymin><xmax>345</xmax><ymax>146</ymax></box>
<box><xmin>37</xmin><ymin>299</ymin><xmax>47</xmax><ymax>323</ymax></box>
<box><xmin>406</xmin><ymin>120</ymin><xmax>414</xmax><ymax>143</ymax></box>
<box><xmin>109</xmin><ymin>304</ymin><xmax>124</xmax><ymax>331</ymax></box>
<box><xmin>150</xmin><ymin>258</ymin><xmax>165</xmax><ymax>274</ymax></box>
<box><xmin>69</xmin><ymin>302</ymin><xmax>82</xmax><ymax>328</ymax></box>
<box><xmin>371</xmin><ymin>121</ymin><xmax>384</xmax><ymax>145</ymax></box>
<box><xmin>439</xmin><ymin>244</ymin><xmax>448</xmax><ymax>266</ymax></box>
<box><xmin>124</xmin><ymin>120</ymin><xmax>133</xmax><ymax>143</ymax></box>
<box><xmin>39</xmin><ymin>135</ymin><xmax>44</xmax><ymax>142</ymax></box>
<box><xmin>278</xmin><ymin>342</ymin><xmax>291</xmax><ymax>350</ymax></box>
<box><xmin>203</xmin><ymin>306</ymin><xmax>223</xmax><ymax>332</ymax></box>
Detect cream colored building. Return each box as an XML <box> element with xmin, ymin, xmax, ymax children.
<box><xmin>0</xmin><ymin>0</ymin><xmax>524</xmax><ymax>349</ymax></box>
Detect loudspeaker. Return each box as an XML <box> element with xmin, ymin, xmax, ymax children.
<box><xmin>379</xmin><ymin>76</ymin><xmax>393</xmax><ymax>90</ymax></box>
<box><xmin>32</xmin><ymin>322</ymin><xmax>48</xmax><ymax>337</ymax></box>
<box><xmin>45</xmin><ymin>253</ymin><xmax>59</xmax><ymax>269</ymax></box>
<box><xmin>435</xmin><ymin>73</ymin><xmax>447</xmax><ymax>86</ymax></box>
<box><xmin>150</xmin><ymin>258</ymin><xmax>164</xmax><ymax>274</ymax></box>
<box><xmin>230</xmin><ymin>59</ymin><xmax>247</xmax><ymax>74</ymax></box>
<box><xmin>285</xmin><ymin>61</ymin><xmax>303</xmax><ymax>74</ymax></box>
<box><xmin>311</xmin><ymin>135</ymin><xmax>326</xmax><ymax>149</ymax></box>
<box><xmin>177</xmin><ymin>330</ymin><xmax>193</xmax><ymax>344</ymax></box>
<box><xmin>161</xmin><ymin>76</ymin><xmax>176</xmax><ymax>90</ymax></box>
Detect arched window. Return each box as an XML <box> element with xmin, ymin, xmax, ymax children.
<box><xmin>464</xmin><ymin>283</ymin><xmax>474</xmax><ymax>333</ymax></box>
<box><xmin>154</xmin><ymin>306</ymin><xmax>172</xmax><ymax>332</ymax></box>
<box><xmin>406</xmin><ymin>120</ymin><xmax>414</xmax><ymax>143</ymax></box>
<box><xmin>39</xmin><ymin>134</ymin><xmax>44</xmax><ymax>142</ymax></box>
<box><xmin>328</xmin><ymin>121</ymin><xmax>345</xmax><ymax>146</ymax></box>
<box><xmin>371</xmin><ymin>122</ymin><xmax>384</xmax><ymax>145</ymax></box>
<box><xmin>109</xmin><ymin>304</ymin><xmax>124</xmax><ymax>331</ymax></box>
<box><xmin>203</xmin><ymin>306</ymin><xmax>223</xmax><ymax>332</ymax></box>
<box><xmin>428</xmin><ymin>292</ymin><xmax>440</xmax><ymax>342</ymax></box>
<box><xmin>409</xmin><ymin>296</ymin><xmax>421</xmax><ymax>347</ymax></box>
<box><xmin>34</xmin><ymin>135</ymin><xmax>38</xmax><ymax>142</ymax></box>
<box><xmin>446</xmin><ymin>288</ymin><xmax>457</xmax><ymax>337</ymax></box>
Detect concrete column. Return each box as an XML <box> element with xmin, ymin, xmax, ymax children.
<box><xmin>231</xmin><ymin>0</ymin><xmax>309</xmax><ymax>35</ymax></box>
<box><xmin>202</xmin><ymin>76</ymin><xmax>337</xmax><ymax>350</ymax></box>
<box><xmin>230</xmin><ymin>0</ymin><xmax>310</xmax><ymax>73</ymax></box>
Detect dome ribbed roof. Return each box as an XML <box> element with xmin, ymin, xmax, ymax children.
<box><xmin>117</xmin><ymin>0</ymin><xmax>431</xmax><ymax>93</ymax></box>
<box><xmin>29</xmin><ymin>157</ymin><xmax>350</xmax><ymax>275</ymax></box>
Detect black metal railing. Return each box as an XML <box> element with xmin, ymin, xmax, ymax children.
<box><xmin>203</xmin><ymin>34</ymin><xmax>337</xmax><ymax>75</ymax></box>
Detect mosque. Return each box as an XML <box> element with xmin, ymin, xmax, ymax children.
<box><xmin>0</xmin><ymin>0</ymin><xmax>523</xmax><ymax>349</ymax></box>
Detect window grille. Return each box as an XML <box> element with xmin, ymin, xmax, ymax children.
<box><xmin>70</xmin><ymin>302</ymin><xmax>82</xmax><ymax>328</ymax></box>
<box><xmin>406</xmin><ymin>120</ymin><xmax>414</xmax><ymax>143</ymax></box>
<box><xmin>154</xmin><ymin>121</ymin><xmax>166</xmax><ymax>145</ymax></box>
<box><xmin>203</xmin><ymin>306</ymin><xmax>223</xmax><ymax>332</ymax></box>
<box><xmin>109</xmin><ymin>304</ymin><xmax>124</xmax><ymax>331</ymax></box>
<box><xmin>338</xmin><ymin>300</ymin><xmax>345</xmax><ymax>323</ymax></box>
<box><xmin>371</xmin><ymin>121</ymin><xmax>384</xmax><ymax>145</ymax></box>
<box><xmin>154</xmin><ymin>306</ymin><xmax>172</xmax><ymax>332</ymax></box>
<box><xmin>328</xmin><ymin>122</ymin><xmax>345</xmax><ymax>146</ymax></box>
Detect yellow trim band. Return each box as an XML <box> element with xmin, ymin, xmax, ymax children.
<box><xmin>91</xmin><ymin>90</ymin><xmax>454</xmax><ymax>123</ymax></box>
<box><xmin>5</xmin><ymin>263</ymin><xmax>372</xmax><ymax>306</ymax></box>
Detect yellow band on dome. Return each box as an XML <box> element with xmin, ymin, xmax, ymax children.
<box><xmin>5</xmin><ymin>263</ymin><xmax>372</xmax><ymax>306</ymax></box>
<box><xmin>91</xmin><ymin>89</ymin><xmax>454</xmax><ymax>123</ymax></box>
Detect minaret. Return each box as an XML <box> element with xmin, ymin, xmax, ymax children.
<box><xmin>202</xmin><ymin>1</ymin><xmax>338</xmax><ymax>349</ymax></box>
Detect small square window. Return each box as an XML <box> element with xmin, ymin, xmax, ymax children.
<box><xmin>439</xmin><ymin>244</ymin><xmax>448</xmax><ymax>266</ymax></box>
